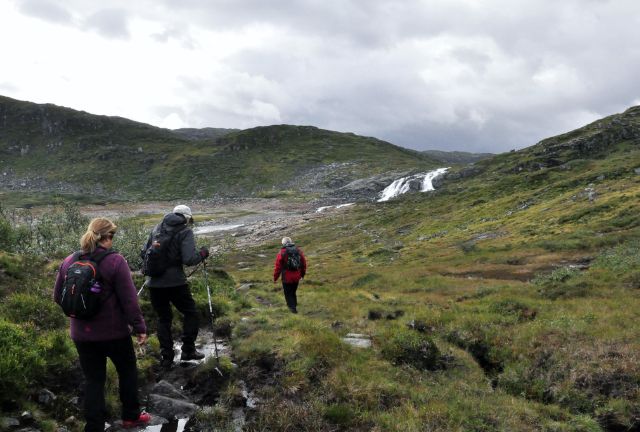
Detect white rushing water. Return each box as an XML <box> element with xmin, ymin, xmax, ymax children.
<box><xmin>315</xmin><ymin>203</ymin><xmax>355</xmax><ymax>213</ymax></box>
<box><xmin>193</xmin><ymin>223</ymin><xmax>244</xmax><ymax>235</ymax></box>
<box><xmin>377</xmin><ymin>167</ymin><xmax>449</xmax><ymax>202</ymax></box>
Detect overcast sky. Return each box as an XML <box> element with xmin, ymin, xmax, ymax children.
<box><xmin>1</xmin><ymin>0</ymin><xmax>639</xmax><ymax>153</ymax></box>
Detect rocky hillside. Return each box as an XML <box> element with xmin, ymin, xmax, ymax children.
<box><xmin>423</xmin><ymin>149</ymin><xmax>494</xmax><ymax>164</ymax></box>
<box><xmin>0</xmin><ymin>95</ymin><xmax>438</xmax><ymax>203</ymax></box>
<box><xmin>438</xmin><ymin>105</ymin><xmax>640</xmax><ymax>188</ymax></box>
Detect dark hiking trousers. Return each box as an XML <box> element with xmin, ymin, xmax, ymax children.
<box><xmin>282</xmin><ymin>281</ymin><xmax>299</xmax><ymax>312</ymax></box>
<box><xmin>149</xmin><ymin>285</ymin><xmax>199</xmax><ymax>360</ymax></box>
<box><xmin>74</xmin><ymin>337</ymin><xmax>140</xmax><ymax>432</ymax></box>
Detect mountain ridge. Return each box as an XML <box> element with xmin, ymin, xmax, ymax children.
<box><xmin>0</xmin><ymin>95</ymin><xmax>439</xmax><ymax>204</ymax></box>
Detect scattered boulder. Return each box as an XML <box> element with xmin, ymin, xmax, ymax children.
<box><xmin>237</xmin><ymin>283</ymin><xmax>253</xmax><ymax>293</ymax></box>
<box><xmin>36</xmin><ymin>389</ymin><xmax>56</xmax><ymax>406</ymax></box>
<box><xmin>19</xmin><ymin>412</ymin><xmax>33</xmax><ymax>425</ymax></box>
<box><xmin>407</xmin><ymin>320</ymin><xmax>432</xmax><ymax>333</ymax></box>
<box><xmin>151</xmin><ymin>381</ymin><xmax>189</xmax><ymax>401</ymax></box>
<box><xmin>147</xmin><ymin>394</ymin><xmax>199</xmax><ymax>419</ymax></box>
<box><xmin>1</xmin><ymin>417</ymin><xmax>20</xmax><ymax>429</ymax></box>
<box><xmin>342</xmin><ymin>333</ymin><xmax>372</xmax><ymax>349</ymax></box>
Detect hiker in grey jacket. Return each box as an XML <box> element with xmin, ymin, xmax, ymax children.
<box><xmin>143</xmin><ymin>205</ymin><xmax>209</xmax><ymax>368</ymax></box>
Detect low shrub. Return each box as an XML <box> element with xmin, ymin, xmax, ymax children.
<box><xmin>1</xmin><ymin>292</ymin><xmax>66</xmax><ymax>330</ymax></box>
<box><xmin>380</xmin><ymin>327</ymin><xmax>441</xmax><ymax>370</ymax></box>
<box><xmin>0</xmin><ymin>251</ymin><xmax>24</xmax><ymax>278</ymax></box>
<box><xmin>0</xmin><ymin>320</ymin><xmax>46</xmax><ymax>403</ymax></box>
<box><xmin>324</xmin><ymin>403</ymin><xmax>356</xmax><ymax>427</ymax></box>
<box><xmin>592</xmin><ymin>240</ymin><xmax>640</xmax><ymax>274</ymax></box>
<box><xmin>533</xmin><ymin>267</ymin><xmax>592</xmax><ymax>300</ymax></box>
<box><xmin>445</xmin><ymin>326</ymin><xmax>506</xmax><ymax>375</ymax></box>
<box><xmin>489</xmin><ymin>299</ymin><xmax>537</xmax><ymax>322</ymax></box>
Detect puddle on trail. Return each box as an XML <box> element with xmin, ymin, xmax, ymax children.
<box><xmin>135</xmin><ymin>331</ymin><xmax>253</xmax><ymax>432</ymax></box>
<box><xmin>143</xmin><ymin>418</ymin><xmax>189</xmax><ymax>432</ymax></box>
<box><xmin>342</xmin><ymin>333</ymin><xmax>372</xmax><ymax>348</ymax></box>
<box><xmin>171</xmin><ymin>330</ymin><xmax>230</xmax><ymax>365</ymax></box>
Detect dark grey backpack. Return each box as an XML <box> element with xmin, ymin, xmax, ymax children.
<box><xmin>58</xmin><ymin>250</ymin><xmax>115</xmax><ymax>319</ymax></box>
<box><xmin>141</xmin><ymin>223</ymin><xmax>181</xmax><ymax>277</ymax></box>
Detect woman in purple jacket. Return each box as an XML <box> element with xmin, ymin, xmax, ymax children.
<box><xmin>54</xmin><ymin>218</ymin><xmax>150</xmax><ymax>431</ymax></box>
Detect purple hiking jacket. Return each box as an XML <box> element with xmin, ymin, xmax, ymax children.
<box><xmin>53</xmin><ymin>247</ymin><xmax>146</xmax><ymax>342</ymax></box>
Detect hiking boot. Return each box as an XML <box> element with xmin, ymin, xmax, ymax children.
<box><xmin>160</xmin><ymin>357</ymin><xmax>173</xmax><ymax>369</ymax></box>
<box><xmin>180</xmin><ymin>349</ymin><xmax>205</xmax><ymax>361</ymax></box>
<box><xmin>289</xmin><ymin>306</ymin><xmax>298</xmax><ymax>314</ymax></box>
<box><xmin>122</xmin><ymin>412</ymin><xmax>151</xmax><ymax>428</ymax></box>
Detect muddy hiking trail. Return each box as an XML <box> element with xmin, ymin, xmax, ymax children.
<box><xmin>109</xmin><ymin>200</ymin><xmax>335</xmax><ymax>432</ymax></box>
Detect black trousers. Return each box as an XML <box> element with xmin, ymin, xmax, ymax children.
<box><xmin>282</xmin><ymin>281</ymin><xmax>299</xmax><ymax>311</ymax></box>
<box><xmin>149</xmin><ymin>285</ymin><xmax>199</xmax><ymax>359</ymax></box>
<box><xmin>74</xmin><ymin>337</ymin><xmax>140</xmax><ymax>432</ymax></box>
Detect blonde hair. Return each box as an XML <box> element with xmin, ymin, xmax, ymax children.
<box><xmin>80</xmin><ymin>218</ymin><xmax>118</xmax><ymax>253</ymax></box>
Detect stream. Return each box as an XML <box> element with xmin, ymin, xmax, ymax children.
<box><xmin>131</xmin><ymin>330</ymin><xmax>256</xmax><ymax>432</ymax></box>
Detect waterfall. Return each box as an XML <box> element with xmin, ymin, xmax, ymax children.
<box><xmin>378</xmin><ymin>168</ymin><xmax>449</xmax><ymax>202</ymax></box>
<box><xmin>421</xmin><ymin>167</ymin><xmax>449</xmax><ymax>192</ymax></box>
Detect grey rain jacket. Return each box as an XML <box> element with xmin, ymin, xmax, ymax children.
<box><xmin>144</xmin><ymin>213</ymin><xmax>204</xmax><ymax>288</ymax></box>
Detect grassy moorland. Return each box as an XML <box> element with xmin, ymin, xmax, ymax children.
<box><xmin>219</xmin><ymin>107</ymin><xmax>640</xmax><ymax>431</ymax></box>
<box><xmin>0</xmin><ymin>105</ymin><xmax>639</xmax><ymax>431</ymax></box>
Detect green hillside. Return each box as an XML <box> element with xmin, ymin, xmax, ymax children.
<box><xmin>423</xmin><ymin>149</ymin><xmax>494</xmax><ymax>164</ymax></box>
<box><xmin>222</xmin><ymin>105</ymin><xmax>640</xmax><ymax>430</ymax></box>
<box><xmin>0</xmin><ymin>96</ymin><xmax>437</xmax><ymax>204</ymax></box>
<box><xmin>1</xmin><ymin>101</ymin><xmax>639</xmax><ymax>431</ymax></box>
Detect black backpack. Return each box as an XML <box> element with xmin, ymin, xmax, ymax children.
<box><xmin>141</xmin><ymin>223</ymin><xmax>180</xmax><ymax>277</ymax></box>
<box><xmin>58</xmin><ymin>250</ymin><xmax>115</xmax><ymax>320</ymax></box>
<box><xmin>284</xmin><ymin>245</ymin><xmax>302</xmax><ymax>270</ymax></box>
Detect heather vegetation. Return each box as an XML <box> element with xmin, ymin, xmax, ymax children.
<box><xmin>220</xmin><ymin>108</ymin><xmax>640</xmax><ymax>431</ymax></box>
<box><xmin>0</xmin><ymin>104</ymin><xmax>639</xmax><ymax>431</ymax></box>
<box><xmin>0</xmin><ymin>204</ymin><xmax>240</xmax><ymax>431</ymax></box>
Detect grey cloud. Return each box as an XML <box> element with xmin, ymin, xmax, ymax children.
<box><xmin>14</xmin><ymin>0</ymin><xmax>638</xmax><ymax>154</ymax></box>
<box><xmin>0</xmin><ymin>82</ymin><xmax>19</xmax><ymax>93</ymax></box>
<box><xmin>18</xmin><ymin>0</ymin><xmax>72</xmax><ymax>24</ymax></box>
<box><xmin>151</xmin><ymin>25</ymin><xmax>196</xmax><ymax>49</ymax></box>
<box><xmin>84</xmin><ymin>9</ymin><xmax>130</xmax><ymax>39</ymax></box>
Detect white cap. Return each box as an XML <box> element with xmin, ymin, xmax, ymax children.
<box><xmin>173</xmin><ymin>204</ymin><xmax>193</xmax><ymax>220</ymax></box>
<box><xmin>282</xmin><ymin>236</ymin><xmax>292</xmax><ymax>246</ymax></box>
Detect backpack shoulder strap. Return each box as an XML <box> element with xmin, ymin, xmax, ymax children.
<box><xmin>90</xmin><ymin>249</ymin><xmax>116</xmax><ymax>263</ymax></box>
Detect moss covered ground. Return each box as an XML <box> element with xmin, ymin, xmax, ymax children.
<box><xmin>219</xmin><ymin>133</ymin><xmax>640</xmax><ymax>430</ymax></box>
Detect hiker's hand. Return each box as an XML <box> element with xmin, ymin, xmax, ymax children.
<box><xmin>199</xmin><ymin>247</ymin><xmax>209</xmax><ymax>259</ymax></box>
<box><xmin>137</xmin><ymin>333</ymin><xmax>148</xmax><ymax>345</ymax></box>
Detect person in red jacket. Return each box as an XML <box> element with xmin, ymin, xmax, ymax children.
<box><xmin>273</xmin><ymin>236</ymin><xmax>307</xmax><ymax>313</ymax></box>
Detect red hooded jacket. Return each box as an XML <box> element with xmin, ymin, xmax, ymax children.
<box><xmin>274</xmin><ymin>244</ymin><xmax>307</xmax><ymax>284</ymax></box>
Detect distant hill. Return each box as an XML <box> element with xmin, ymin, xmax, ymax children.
<box><xmin>422</xmin><ymin>149</ymin><xmax>494</xmax><ymax>164</ymax></box>
<box><xmin>437</xmin><ymin>104</ymin><xmax>640</xmax><ymax>198</ymax></box>
<box><xmin>171</xmin><ymin>127</ymin><xmax>238</xmax><ymax>141</ymax></box>
<box><xmin>0</xmin><ymin>96</ymin><xmax>438</xmax><ymax>203</ymax></box>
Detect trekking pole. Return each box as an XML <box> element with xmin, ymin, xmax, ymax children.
<box><xmin>186</xmin><ymin>261</ymin><xmax>203</xmax><ymax>278</ymax></box>
<box><xmin>202</xmin><ymin>259</ymin><xmax>222</xmax><ymax>375</ymax></box>
<box><xmin>137</xmin><ymin>279</ymin><xmax>147</xmax><ymax>297</ymax></box>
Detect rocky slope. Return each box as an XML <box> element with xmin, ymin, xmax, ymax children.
<box><xmin>0</xmin><ymin>96</ymin><xmax>438</xmax><ymax>203</ymax></box>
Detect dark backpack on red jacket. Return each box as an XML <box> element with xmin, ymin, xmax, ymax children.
<box><xmin>284</xmin><ymin>245</ymin><xmax>302</xmax><ymax>270</ymax></box>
